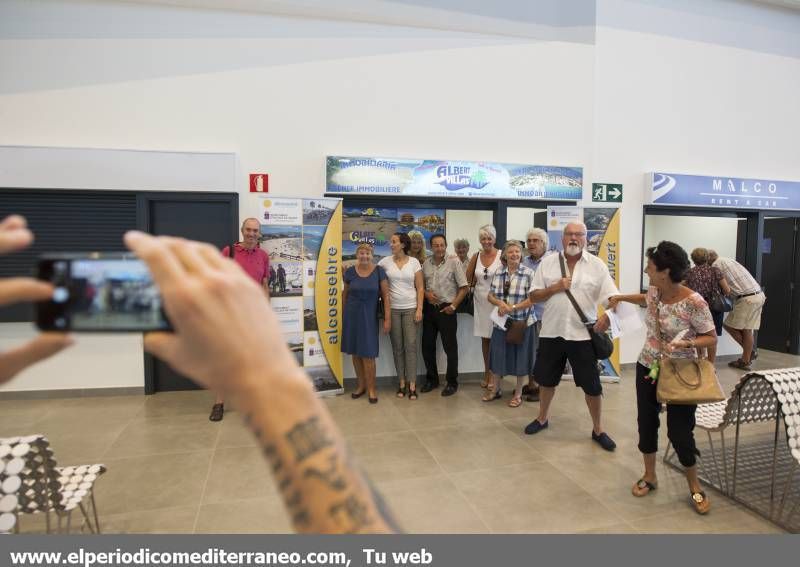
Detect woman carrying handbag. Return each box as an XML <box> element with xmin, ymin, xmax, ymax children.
<box><xmin>609</xmin><ymin>241</ymin><xmax>719</xmax><ymax>515</ymax></box>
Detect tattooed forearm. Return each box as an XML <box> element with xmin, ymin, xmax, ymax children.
<box><xmin>329</xmin><ymin>494</ymin><xmax>373</xmax><ymax>533</ymax></box>
<box><xmin>285</xmin><ymin>416</ymin><xmax>333</xmax><ymax>462</ymax></box>
<box><xmin>303</xmin><ymin>454</ymin><xmax>347</xmax><ymax>491</ymax></box>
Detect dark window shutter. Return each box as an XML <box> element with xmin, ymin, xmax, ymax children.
<box><xmin>0</xmin><ymin>189</ymin><xmax>138</xmax><ymax>322</ymax></box>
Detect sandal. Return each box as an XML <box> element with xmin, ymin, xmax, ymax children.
<box><xmin>209</xmin><ymin>403</ymin><xmax>224</xmax><ymax>422</ymax></box>
<box><xmin>482</xmin><ymin>388</ymin><xmax>502</xmax><ymax>402</ymax></box>
<box><xmin>690</xmin><ymin>491</ymin><xmax>710</xmax><ymax>514</ymax></box>
<box><xmin>408</xmin><ymin>387</ymin><xmax>418</xmax><ymax>401</ymax></box>
<box><xmin>632</xmin><ymin>478</ymin><xmax>658</xmax><ymax>497</ymax></box>
<box><xmin>396</xmin><ymin>384</ymin><xmax>407</xmax><ymax>398</ymax></box>
<box><xmin>508</xmin><ymin>396</ymin><xmax>522</xmax><ymax>408</ymax></box>
<box><xmin>728</xmin><ymin>358</ymin><xmax>751</xmax><ymax>370</ymax></box>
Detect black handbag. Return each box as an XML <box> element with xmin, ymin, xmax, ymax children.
<box><xmin>376</xmin><ymin>295</ymin><xmax>385</xmax><ymax>320</ymax></box>
<box><xmin>558</xmin><ymin>254</ymin><xmax>614</xmax><ymax>360</ymax></box>
<box><xmin>709</xmin><ymin>286</ymin><xmax>733</xmax><ymax>313</ymax></box>
<box><xmin>456</xmin><ymin>254</ymin><xmax>476</xmax><ymax>315</ymax></box>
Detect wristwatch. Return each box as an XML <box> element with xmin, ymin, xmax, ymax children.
<box><xmin>511</xmin><ymin>304</ymin><xmax>516</xmax><ymax>311</ymax></box>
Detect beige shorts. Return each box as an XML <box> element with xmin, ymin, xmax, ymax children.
<box><xmin>725</xmin><ymin>293</ymin><xmax>765</xmax><ymax>330</ymax></box>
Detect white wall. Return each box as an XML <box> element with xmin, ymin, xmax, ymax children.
<box><xmin>593</xmin><ymin>0</ymin><xmax>800</xmax><ymax>362</ymax></box>
<box><xmin>0</xmin><ymin>1</ymin><xmax>595</xmax><ymax>387</ymax></box>
<box><xmin>3</xmin><ymin>0</ymin><xmax>799</xmax><ymax>391</ymax></box>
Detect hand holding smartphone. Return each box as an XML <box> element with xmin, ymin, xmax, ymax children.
<box><xmin>36</xmin><ymin>253</ymin><xmax>171</xmax><ymax>332</ymax></box>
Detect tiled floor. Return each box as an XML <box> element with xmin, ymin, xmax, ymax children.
<box><xmin>2</xmin><ymin>350</ymin><xmax>798</xmax><ymax>534</ymax></box>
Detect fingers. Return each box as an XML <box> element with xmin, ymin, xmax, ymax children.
<box><xmin>170</xmin><ymin>241</ymin><xmax>215</xmax><ymax>275</ymax></box>
<box><xmin>0</xmin><ymin>223</ymin><xmax>33</xmax><ymax>254</ymax></box>
<box><xmin>0</xmin><ymin>278</ymin><xmax>54</xmax><ymax>306</ymax></box>
<box><xmin>143</xmin><ymin>332</ymin><xmax>181</xmax><ymax>364</ymax></box>
<box><xmin>0</xmin><ymin>333</ymin><xmax>74</xmax><ymax>385</ymax></box>
<box><xmin>197</xmin><ymin>242</ymin><xmax>230</xmax><ymax>271</ymax></box>
<box><xmin>124</xmin><ymin>231</ymin><xmax>186</xmax><ymax>286</ymax></box>
<box><xmin>0</xmin><ymin>215</ymin><xmax>27</xmax><ymax>231</ymax></box>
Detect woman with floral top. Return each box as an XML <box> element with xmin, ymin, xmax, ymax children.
<box><xmin>609</xmin><ymin>241</ymin><xmax>717</xmax><ymax>515</ymax></box>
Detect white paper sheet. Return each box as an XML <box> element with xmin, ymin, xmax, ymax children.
<box><xmin>605</xmin><ymin>302</ymin><xmax>644</xmax><ymax>339</ymax></box>
<box><xmin>489</xmin><ymin>306</ymin><xmax>509</xmax><ymax>330</ymax></box>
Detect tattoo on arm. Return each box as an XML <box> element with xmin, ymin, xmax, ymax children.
<box><xmin>303</xmin><ymin>454</ymin><xmax>347</xmax><ymax>491</ymax></box>
<box><xmin>329</xmin><ymin>494</ymin><xmax>373</xmax><ymax>533</ymax></box>
<box><xmin>285</xmin><ymin>416</ymin><xmax>333</xmax><ymax>462</ymax></box>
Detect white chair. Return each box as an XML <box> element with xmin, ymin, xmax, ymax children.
<box><xmin>0</xmin><ymin>434</ymin><xmax>106</xmax><ymax>534</ymax></box>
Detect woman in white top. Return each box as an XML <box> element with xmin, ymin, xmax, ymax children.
<box><xmin>466</xmin><ymin>224</ymin><xmax>502</xmax><ymax>389</ymax></box>
<box><xmin>378</xmin><ymin>232</ymin><xmax>424</xmax><ymax>400</ymax></box>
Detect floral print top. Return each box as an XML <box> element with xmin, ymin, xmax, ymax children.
<box><xmin>638</xmin><ymin>286</ymin><xmax>715</xmax><ymax>368</ymax></box>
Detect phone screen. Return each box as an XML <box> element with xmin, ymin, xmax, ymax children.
<box><xmin>37</xmin><ymin>255</ymin><xmax>170</xmax><ymax>332</ymax></box>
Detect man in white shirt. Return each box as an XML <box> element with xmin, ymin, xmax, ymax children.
<box><xmin>709</xmin><ymin>251</ymin><xmax>765</xmax><ymax>371</ymax></box>
<box><xmin>525</xmin><ymin>223</ymin><xmax>619</xmax><ymax>452</ymax></box>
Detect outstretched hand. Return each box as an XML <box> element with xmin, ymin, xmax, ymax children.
<box><xmin>0</xmin><ymin>216</ymin><xmax>73</xmax><ymax>385</ymax></box>
<box><xmin>124</xmin><ymin>231</ymin><xmax>304</xmax><ymax>396</ymax></box>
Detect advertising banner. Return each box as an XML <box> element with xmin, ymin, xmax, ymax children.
<box><xmin>546</xmin><ymin>206</ymin><xmax>621</xmax><ymax>381</ymax></box>
<box><xmin>327</xmin><ymin>156</ymin><xmax>583</xmax><ymax>201</ymax></box>
<box><xmin>648</xmin><ymin>172</ymin><xmax>800</xmax><ymax>211</ymax></box>
<box><xmin>342</xmin><ymin>206</ymin><xmax>446</xmax><ymax>268</ymax></box>
<box><xmin>256</xmin><ymin>196</ymin><xmax>343</xmax><ymax>394</ymax></box>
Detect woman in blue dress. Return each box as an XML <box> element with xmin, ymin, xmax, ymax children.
<box><xmin>342</xmin><ymin>242</ymin><xmax>391</xmax><ymax>403</ymax></box>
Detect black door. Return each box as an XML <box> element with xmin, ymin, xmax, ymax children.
<box><xmin>141</xmin><ymin>193</ymin><xmax>238</xmax><ymax>392</ymax></box>
<box><xmin>759</xmin><ymin>217</ymin><xmax>798</xmax><ymax>353</ymax></box>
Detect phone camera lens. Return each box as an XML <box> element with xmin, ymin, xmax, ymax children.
<box><xmin>55</xmin><ymin>317</ymin><xmax>66</xmax><ymax>328</ymax></box>
<box><xmin>52</xmin><ymin>287</ymin><xmax>69</xmax><ymax>303</ymax></box>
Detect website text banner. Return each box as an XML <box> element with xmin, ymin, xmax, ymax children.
<box><xmin>2</xmin><ymin>535</ymin><xmax>791</xmax><ymax>567</ymax></box>
<box><xmin>648</xmin><ymin>172</ymin><xmax>800</xmax><ymax>211</ymax></box>
<box><xmin>327</xmin><ymin>156</ymin><xmax>583</xmax><ymax>201</ymax></box>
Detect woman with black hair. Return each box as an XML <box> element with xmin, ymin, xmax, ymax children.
<box><xmin>609</xmin><ymin>241</ymin><xmax>717</xmax><ymax>515</ymax></box>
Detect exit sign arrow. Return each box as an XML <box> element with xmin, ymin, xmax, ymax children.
<box><xmin>592</xmin><ymin>183</ymin><xmax>623</xmax><ymax>202</ymax></box>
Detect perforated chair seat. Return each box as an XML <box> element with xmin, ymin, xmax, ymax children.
<box><xmin>0</xmin><ymin>434</ymin><xmax>106</xmax><ymax>534</ymax></box>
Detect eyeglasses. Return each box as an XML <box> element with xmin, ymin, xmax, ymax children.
<box><xmin>564</xmin><ymin>231</ymin><xmax>586</xmax><ymax>238</ymax></box>
<box><xmin>483</xmin><ymin>267</ymin><xmax>488</xmax><ymax>280</ymax></box>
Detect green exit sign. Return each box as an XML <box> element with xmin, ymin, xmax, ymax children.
<box><xmin>592</xmin><ymin>183</ymin><xmax>623</xmax><ymax>202</ymax></box>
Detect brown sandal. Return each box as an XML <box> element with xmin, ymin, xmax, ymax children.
<box><xmin>508</xmin><ymin>396</ymin><xmax>523</xmax><ymax>408</ymax></box>
<box><xmin>482</xmin><ymin>387</ymin><xmax>502</xmax><ymax>402</ymax></box>
<box><xmin>691</xmin><ymin>491</ymin><xmax>710</xmax><ymax>514</ymax></box>
<box><xmin>632</xmin><ymin>478</ymin><xmax>658</xmax><ymax>497</ymax></box>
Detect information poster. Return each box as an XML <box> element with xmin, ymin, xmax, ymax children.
<box><xmin>546</xmin><ymin>206</ymin><xmax>622</xmax><ymax>382</ymax></box>
<box><xmin>257</xmin><ymin>196</ymin><xmax>343</xmax><ymax>394</ymax></box>
<box><xmin>342</xmin><ymin>206</ymin><xmax>446</xmax><ymax>268</ymax></box>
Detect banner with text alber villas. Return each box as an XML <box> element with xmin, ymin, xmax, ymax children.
<box><xmin>648</xmin><ymin>172</ymin><xmax>800</xmax><ymax>211</ymax></box>
<box><xmin>546</xmin><ymin>206</ymin><xmax>622</xmax><ymax>382</ymax></box>
<box><xmin>253</xmin><ymin>196</ymin><xmax>343</xmax><ymax>395</ymax></box>
<box><xmin>326</xmin><ymin>156</ymin><xmax>583</xmax><ymax>201</ymax></box>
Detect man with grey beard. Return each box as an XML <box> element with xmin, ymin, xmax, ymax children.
<box><xmin>524</xmin><ymin>222</ymin><xmax>620</xmax><ymax>452</ymax></box>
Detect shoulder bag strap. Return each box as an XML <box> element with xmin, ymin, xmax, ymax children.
<box><xmin>466</xmin><ymin>252</ymin><xmax>479</xmax><ymax>288</ymax></box>
<box><xmin>558</xmin><ymin>253</ymin><xmax>590</xmax><ymax>325</ymax></box>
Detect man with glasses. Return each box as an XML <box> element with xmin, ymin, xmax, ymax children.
<box><xmin>521</xmin><ymin>228</ymin><xmax>551</xmax><ymax>402</ymax></box>
<box><xmin>524</xmin><ymin>222</ymin><xmax>620</xmax><ymax>452</ymax></box>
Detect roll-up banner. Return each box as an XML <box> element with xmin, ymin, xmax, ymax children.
<box><xmin>253</xmin><ymin>196</ymin><xmax>343</xmax><ymax>395</ymax></box>
<box><xmin>546</xmin><ymin>205</ymin><xmax>622</xmax><ymax>382</ymax></box>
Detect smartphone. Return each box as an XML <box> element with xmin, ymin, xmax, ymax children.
<box><xmin>36</xmin><ymin>253</ymin><xmax>171</xmax><ymax>332</ymax></box>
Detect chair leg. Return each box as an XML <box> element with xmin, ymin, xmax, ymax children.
<box><xmin>78</xmin><ymin>502</ymin><xmax>94</xmax><ymax>534</ymax></box>
<box><xmin>90</xmin><ymin>491</ymin><xmax>101</xmax><ymax>534</ymax></box>
<box><xmin>777</xmin><ymin>460</ymin><xmax>797</xmax><ymax>523</ymax></box>
<box><xmin>706</xmin><ymin>430</ymin><xmax>723</xmax><ymax>490</ymax></box>
<box><xmin>663</xmin><ymin>442</ymin><xmax>672</xmax><ymax>463</ymax></box>
<box><xmin>720</xmin><ymin>430</ymin><xmax>730</xmax><ymax>494</ymax></box>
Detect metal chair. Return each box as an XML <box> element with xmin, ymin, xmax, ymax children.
<box><xmin>664</xmin><ymin>367</ymin><xmax>800</xmax><ymax>532</ymax></box>
<box><xmin>0</xmin><ymin>434</ymin><xmax>106</xmax><ymax>534</ymax></box>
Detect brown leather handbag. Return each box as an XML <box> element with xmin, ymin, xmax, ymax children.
<box><xmin>653</xmin><ymin>305</ymin><xmax>725</xmax><ymax>405</ymax></box>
